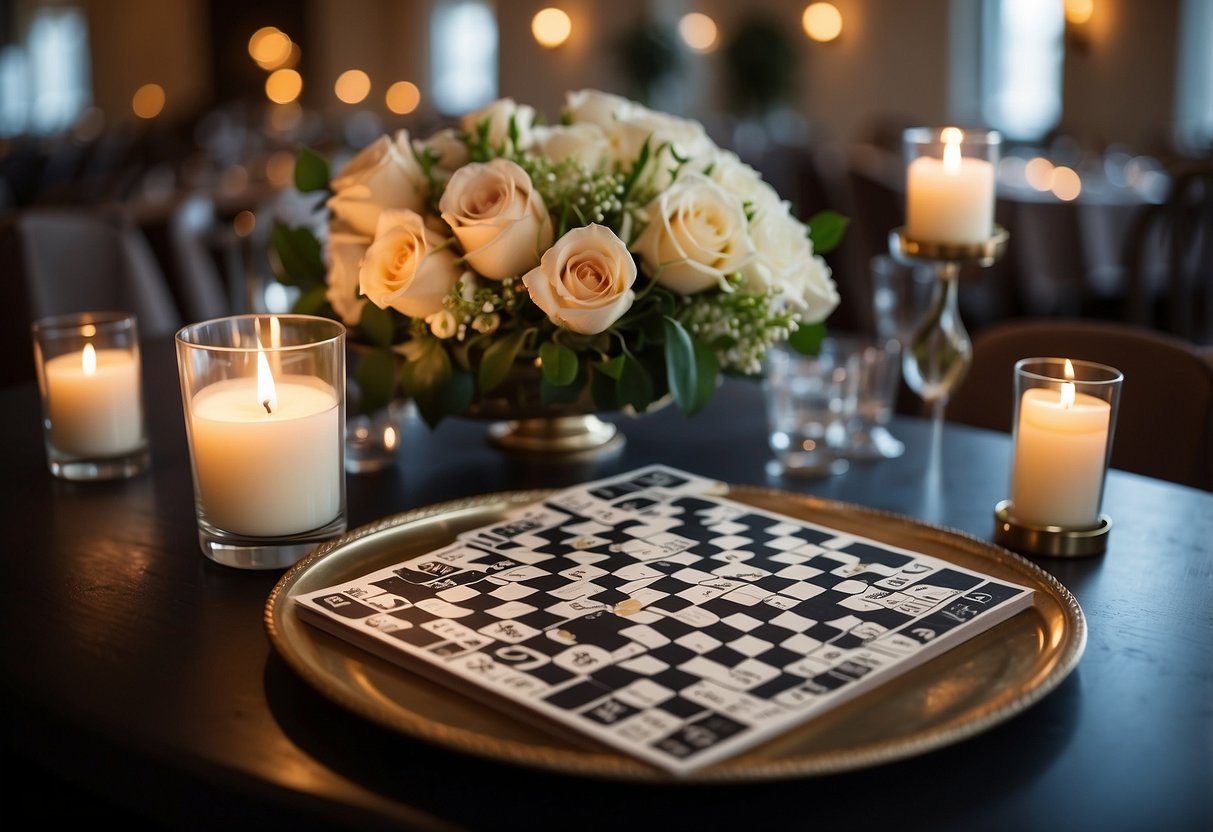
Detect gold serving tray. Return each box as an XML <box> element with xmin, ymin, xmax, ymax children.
<box><xmin>265</xmin><ymin>486</ymin><xmax>1085</xmax><ymax>782</ymax></box>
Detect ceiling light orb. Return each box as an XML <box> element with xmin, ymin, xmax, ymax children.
<box><xmin>335</xmin><ymin>69</ymin><xmax>371</xmax><ymax>104</ymax></box>
<box><xmin>532</xmin><ymin>8</ymin><xmax>572</xmax><ymax>48</ymax></box>
<box><xmin>802</xmin><ymin>3</ymin><xmax>843</xmax><ymax>43</ymax></box>
<box><xmin>131</xmin><ymin>83</ymin><xmax>165</xmax><ymax>119</ymax></box>
<box><xmin>386</xmin><ymin>81</ymin><xmax>421</xmax><ymax>115</ymax></box>
<box><xmin>678</xmin><ymin>13</ymin><xmax>718</xmax><ymax>53</ymax></box>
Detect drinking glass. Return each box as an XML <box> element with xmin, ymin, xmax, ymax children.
<box><xmin>762</xmin><ymin>339</ymin><xmax>859</xmax><ymax>478</ymax></box>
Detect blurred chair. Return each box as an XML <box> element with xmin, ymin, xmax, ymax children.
<box><xmin>1124</xmin><ymin>161</ymin><xmax>1213</xmax><ymax>345</ymax></box>
<box><xmin>0</xmin><ymin>205</ymin><xmax>182</xmax><ymax>384</ymax></box>
<box><xmin>945</xmin><ymin>318</ymin><xmax>1213</xmax><ymax>490</ymax></box>
<box><xmin>130</xmin><ymin>192</ymin><xmax>231</xmax><ymax>324</ymax></box>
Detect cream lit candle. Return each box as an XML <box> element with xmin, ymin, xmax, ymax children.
<box><xmin>43</xmin><ymin>343</ymin><xmax>143</xmax><ymax>457</ymax></box>
<box><xmin>189</xmin><ymin>354</ymin><xmax>341</xmax><ymax>538</ymax></box>
<box><xmin>1010</xmin><ymin>364</ymin><xmax>1112</xmax><ymax>528</ymax></box>
<box><xmin>905</xmin><ymin>127</ymin><xmax>996</xmax><ymax>245</ymax></box>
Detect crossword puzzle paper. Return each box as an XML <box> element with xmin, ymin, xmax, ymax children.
<box><xmin>294</xmin><ymin>466</ymin><xmax>1034</xmax><ymax>774</ymax></box>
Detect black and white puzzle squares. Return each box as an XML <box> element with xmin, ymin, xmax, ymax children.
<box><xmin>294</xmin><ymin>465</ymin><xmax>1033</xmax><ymax>775</ymax></box>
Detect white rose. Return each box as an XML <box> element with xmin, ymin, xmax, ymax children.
<box><xmin>359</xmin><ymin>209</ymin><xmax>461</xmax><ymax>319</ymax></box>
<box><xmin>530</xmin><ymin>123</ymin><xmax>611</xmax><ymax>171</ymax></box>
<box><xmin>439</xmin><ymin>158</ymin><xmax>555</xmax><ymax>280</ymax></box>
<box><xmin>414</xmin><ymin>127</ymin><xmax>468</xmax><ymax>183</ymax></box>
<box><xmin>630</xmin><ymin>173</ymin><xmax>757</xmax><ymax>295</ymax></box>
<box><xmin>522</xmin><ymin>224</ymin><xmax>636</xmax><ymax>335</ymax></box>
<box><xmin>612</xmin><ymin>107</ymin><xmax>718</xmax><ymax>190</ymax></box>
<box><xmin>707</xmin><ymin>150</ymin><xmax>782</xmax><ymax>215</ymax></box>
<box><xmin>564</xmin><ymin>89</ymin><xmax>636</xmax><ymax>130</ymax></box>
<box><xmin>749</xmin><ymin>202</ymin><xmax>840</xmax><ymax>324</ymax></box>
<box><xmin>325</xmin><ymin>232</ymin><xmax>370</xmax><ymax>326</ymax></box>
<box><xmin>460</xmin><ymin>97</ymin><xmax>536</xmax><ymax>151</ymax></box>
<box><xmin>327</xmin><ymin>130</ymin><xmax>428</xmax><ymax>237</ymax></box>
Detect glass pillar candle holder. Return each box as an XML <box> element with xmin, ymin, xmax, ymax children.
<box><xmin>903</xmin><ymin>126</ymin><xmax>1000</xmax><ymax>247</ymax></box>
<box><xmin>31</xmin><ymin>311</ymin><xmax>150</xmax><ymax>481</ymax></box>
<box><xmin>995</xmin><ymin>357</ymin><xmax>1123</xmax><ymax>557</ymax></box>
<box><xmin>176</xmin><ymin>315</ymin><xmax>347</xmax><ymax>570</ymax></box>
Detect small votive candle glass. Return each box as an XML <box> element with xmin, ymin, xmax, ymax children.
<box><xmin>176</xmin><ymin>315</ymin><xmax>347</xmax><ymax>570</ymax></box>
<box><xmin>32</xmin><ymin>311</ymin><xmax>149</xmax><ymax>481</ymax></box>
<box><xmin>1007</xmin><ymin>357</ymin><xmax>1123</xmax><ymax>530</ymax></box>
<box><xmin>903</xmin><ymin>126</ymin><xmax>1000</xmax><ymax>246</ymax></box>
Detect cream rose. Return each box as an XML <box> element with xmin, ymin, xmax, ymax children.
<box><xmin>530</xmin><ymin>123</ymin><xmax>611</xmax><ymax>171</ymax></box>
<box><xmin>325</xmin><ymin>232</ymin><xmax>371</xmax><ymax>326</ymax></box>
<box><xmin>563</xmin><ymin>89</ymin><xmax>635</xmax><ymax>130</ymax></box>
<box><xmin>708</xmin><ymin>149</ymin><xmax>782</xmax><ymax>215</ymax></box>
<box><xmin>522</xmin><ymin>224</ymin><xmax>636</xmax><ymax>335</ymax></box>
<box><xmin>630</xmin><ymin>172</ymin><xmax>757</xmax><ymax>295</ymax></box>
<box><xmin>460</xmin><ymin>97</ymin><xmax>536</xmax><ymax>151</ymax></box>
<box><xmin>439</xmin><ymin>158</ymin><xmax>554</xmax><ymax>280</ymax></box>
<box><xmin>415</xmin><ymin>127</ymin><xmax>468</xmax><ymax>183</ymax></box>
<box><xmin>359</xmin><ymin>209</ymin><xmax>461</xmax><ymax>319</ymax></box>
<box><xmin>327</xmin><ymin>130</ymin><xmax>428</xmax><ymax>237</ymax></box>
<box><xmin>749</xmin><ymin>202</ymin><xmax>840</xmax><ymax>324</ymax></box>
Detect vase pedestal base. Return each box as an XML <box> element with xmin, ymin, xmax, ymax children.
<box><xmin>487</xmin><ymin>414</ymin><xmax>625</xmax><ymax>458</ymax></box>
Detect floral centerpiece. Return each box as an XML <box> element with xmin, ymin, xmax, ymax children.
<box><xmin>272</xmin><ymin>89</ymin><xmax>846</xmax><ymax>428</ymax></box>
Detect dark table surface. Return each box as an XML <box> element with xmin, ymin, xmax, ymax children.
<box><xmin>2</xmin><ymin>338</ymin><xmax>1211</xmax><ymax>831</ymax></box>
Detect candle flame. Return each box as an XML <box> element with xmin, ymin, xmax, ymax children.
<box><xmin>81</xmin><ymin>342</ymin><xmax>97</xmax><ymax>376</ymax></box>
<box><xmin>1060</xmin><ymin>358</ymin><xmax>1076</xmax><ymax>409</ymax></box>
<box><xmin>256</xmin><ymin>349</ymin><xmax>277</xmax><ymax>414</ymax></box>
<box><xmin>942</xmin><ymin>126</ymin><xmax>963</xmax><ymax>174</ymax></box>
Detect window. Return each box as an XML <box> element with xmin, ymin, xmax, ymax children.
<box><xmin>1176</xmin><ymin>0</ymin><xmax>1213</xmax><ymax>153</ymax></box>
<box><xmin>980</xmin><ymin>0</ymin><xmax>1064</xmax><ymax>142</ymax></box>
<box><xmin>430</xmin><ymin>0</ymin><xmax>498</xmax><ymax>117</ymax></box>
<box><xmin>0</xmin><ymin>6</ymin><xmax>91</xmax><ymax>137</ymax></box>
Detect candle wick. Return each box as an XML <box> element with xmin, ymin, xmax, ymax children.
<box><xmin>262</xmin><ymin>399</ymin><xmax>273</xmax><ymax>414</ymax></box>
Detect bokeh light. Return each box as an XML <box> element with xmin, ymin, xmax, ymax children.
<box><xmin>265</xmin><ymin>68</ymin><xmax>302</xmax><ymax>104</ymax></box>
<box><xmin>131</xmin><ymin>83</ymin><xmax>165</xmax><ymax>119</ymax></box>
<box><xmin>335</xmin><ymin>69</ymin><xmax>371</xmax><ymax>104</ymax></box>
<box><xmin>532</xmin><ymin>8</ymin><xmax>572</xmax><ymax>48</ymax></box>
<box><xmin>233</xmin><ymin>210</ymin><xmax>257</xmax><ymax>237</ymax></box>
<box><xmin>1064</xmin><ymin>0</ymin><xmax>1094</xmax><ymax>26</ymax></box>
<box><xmin>385</xmin><ymin>81</ymin><xmax>421</xmax><ymax>115</ymax></box>
<box><xmin>802</xmin><ymin>3</ymin><xmax>843</xmax><ymax>42</ymax></box>
<box><xmin>1050</xmin><ymin>166</ymin><xmax>1082</xmax><ymax>201</ymax></box>
<box><xmin>1025</xmin><ymin>157</ymin><xmax>1055</xmax><ymax>191</ymax></box>
<box><xmin>678</xmin><ymin>13</ymin><xmax>718</xmax><ymax>53</ymax></box>
<box><xmin>248</xmin><ymin>26</ymin><xmax>293</xmax><ymax>70</ymax></box>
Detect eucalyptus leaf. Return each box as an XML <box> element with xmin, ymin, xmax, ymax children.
<box><xmin>400</xmin><ymin>341</ymin><xmax>470</xmax><ymax>428</ymax></box>
<box><xmin>690</xmin><ymin>339</ymin><xmax>721</xmax><ymax>414</ymax></box>
<box><xmin>352</xmin><ymin>347</ymin><xmax>398</xmax><ymax>416</ymax></box>
<box><xmin>661</xmin><ymin>317</ymin><xmax>697</xmax><ymax>414</ymax></box>
<box><xmin>291</xmin><ymin>285</ymin><xmax>330</xmax><ymax>316</ymax></box>
<box><xmin>617</xmin><ymin>354</ymin><xmax>655</xmax><ymax>412</ymax></box>
<box><xmin>271</xmin><ymin>222</ymin><xmax>325</xmax><ymax>286</ymax></box>
<box><xmin>597</xmin><ymin>354</ymin><xmax>626</xmax><ymax>381</ymax></box>
<box><xmin>807</xmin><ymin>210</ymin><xmax>849</xmax><ymax>255</ymax></box>
<box><xmin>293</xmin><ymin>148</ymin><xmax>330</xmax><ymax>193</ymax></box>
<box><xmin>788</xmin><ymin>321</ymin><xmax>826</xmax><ymax>356</ymax></box>
<box><xmin>479</xmin><ymin>327</ymin><xmax>529</xmax><ymax>393</ymax></box>
<box><xmin>359</xmin><ymin>302</ymin><xmax>396</xmax><ymax>347</ymax></box>
<box><xmin>539</xmin><ymin>341</ymin><xmax>579</xmax><ymax>386</ymax></box>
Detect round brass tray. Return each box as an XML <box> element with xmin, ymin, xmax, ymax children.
<box><xmin>265</xmin><ymin>486</ymin><xmax>1085</xmax><ymax>782</ymax></box>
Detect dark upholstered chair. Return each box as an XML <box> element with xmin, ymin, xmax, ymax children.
<box><xmin>945</xmin><ymin>318</ymin><xmax>1213</xmax><ymax>491</ymax></box>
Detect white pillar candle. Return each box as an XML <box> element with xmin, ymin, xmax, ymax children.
<box><xmin>1010</xmin><ymin>383</ymin><xmax>1111</xmax><ymax>528</ymax></box>
<box><xmin>189</xmin><ymin>371</ymin><xmax>341</xmax><ymax>538</ymax></box>
<box><xmin>43</xmin><ymin>344</ymin><xmax>143</xmax><ymax>457</ymax></box>
<box><xmin>906</xmin><ymin>128</ymin><xmax>996</xmax><ymax>245</ymax></box>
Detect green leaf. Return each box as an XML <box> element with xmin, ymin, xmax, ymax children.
<box><xmin>400</xmin><ymin>341</ymin><xmax>472</xmax><ymax>428</ymax></box>
<box><xmin>291</xmin><ymin>285</ymin><xmax>330</xmax><ymax>316</ymax></box>
<box><xmin>806</xmin><ymin>210</ymin><xmax>849</xmax><ymax>255</ymax></box>
<box><xmin>540</xmin><ymin>366</ymin><xmax>586</xmax><ymax>405</ymax></box>
<box><xmin>478</xmin><ymin>327</ymin><xmax>529</xmax><ymax>393</ymax></box>
<box><xmin>358</xmin><ymin>302</ymin><xmax>396</xmax><ymax>347</ymax></box>
<box><xmin>293</xmin><ymin>148</ymin><xmax>330</xmax><ymax>193</ymax></box>
<box><xmin>590</xmin><ymin>365</ymin><xmax>621</xmax><ymax>411</ymax></box>
<box><xmin>617</xmin><ymin>354</ymin><xmax>655</xmax><ymax>412</ymax></box>
<box><xmin>271</xmin><ymin>222</ymin><xmax>325</xmax><ymax>286</ymax></box>
<box><xmin>539</xmin><ymin>341</ymin><xmax>579</xmax><ymax>386</ymax></box>
<box><xmin>661</xmin><ymin>317</ymin><xmax>697</xmax><ymax>414</ymax></box>
<box><xmin>596</xmin><ymin>354</ymin><xmax>626</xmax><ymax>380</ymax></box>
<box><xmin>691</xmin><ymin>340</ymin><xmax>720</xmax><ymax>413</ymax></box>
<box><xmin>788</xmin><ymin>321</ymin><xmax>826</xmax><ymax>356</ymax></box>
<box><xmin>352</xmin><ymin>347</ymin><xmax>398</xmax><ymax>416</ymax></box>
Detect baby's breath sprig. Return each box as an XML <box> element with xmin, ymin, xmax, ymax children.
<box><xmin>677</xmin><ymin>285</ymin><xmax>799</xmax><ymax>376</ymax></box>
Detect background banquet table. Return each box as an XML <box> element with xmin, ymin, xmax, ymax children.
<box><xmin>1</xmin><ymin>337</ymin><xmax>1210</xmax><ymax>831</ymax></box>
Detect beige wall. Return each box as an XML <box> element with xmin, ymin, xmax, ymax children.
<box><xmin>60</xmin><ymin>0</ymin><xmax>1182</xmax><ymax>150</ymax></box>
<box><xmin>82</xmin><ymin>0</ymin><xmax>210</xmax><ymax>125</ymax></box>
